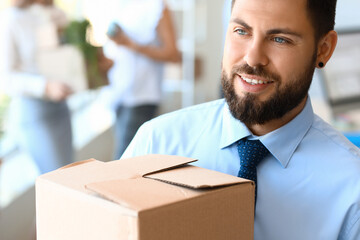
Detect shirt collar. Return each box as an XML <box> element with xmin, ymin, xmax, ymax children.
<box><xmin>220</xmin><ymin>103</ymin><xmax>252</xmax><ymax>149</ymax></box>
<box><xmin>220</xmin><ymin>98</ymin><xmax>314</xmax><ymax>168</ymax></box>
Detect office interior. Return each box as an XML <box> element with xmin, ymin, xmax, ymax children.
<box><xmin>0</xmin><ymin>0</ymin><xmax>359</xmax><ymax>239</ymax></box>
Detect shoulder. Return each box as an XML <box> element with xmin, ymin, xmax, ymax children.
<box><xmin>141</xmin><ymin>98</ymin><xmax>226</xmax><ymax>144</ymax></box>
<box><xmin>122</xmin><ymin>99</ymin><xmax>226</xmax><ymax>157</ymax></box>
<box><xmin>309</xmin><ymin>114</ymin><xmax>360</xmax><ymax>159</ymax></box>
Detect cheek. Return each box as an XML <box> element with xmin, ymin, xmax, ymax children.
<box><xmin>223</xmin><ymin>37</ymin><xmax>244</xmax><ymax>70</ymax></box>
<box><xmin>274</xmin><ymin>50</ymin><xmax>313</xmax><ymax>85</ymax></box>
<box><xmin>272</xmin><ymin>56</ymin><xmax>293</xmax><ymax>83</ymax></box>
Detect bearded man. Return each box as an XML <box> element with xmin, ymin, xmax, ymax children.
<box><xmin>122</xmin><ymin>0</ymin><xmax>360</xmax><ymax>239</ymax></box>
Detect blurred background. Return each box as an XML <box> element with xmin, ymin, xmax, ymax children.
<box><xmin>0</xmin><ymin>0</ymin><xmax>359</xmax><ymax>239</ymax></box>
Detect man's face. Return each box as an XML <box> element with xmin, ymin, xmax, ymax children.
<box><xmin>222</xmin><ymin>0</ymin><xmax>317</xmax><ymax>126</ymax></box>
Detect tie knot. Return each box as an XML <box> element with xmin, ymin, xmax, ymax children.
<box><xmin>237</xmin><ymin>138</ymin><xmax>269</xmax><ymax>170</ymax></box>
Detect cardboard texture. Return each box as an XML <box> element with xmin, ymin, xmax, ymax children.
<box><xmin>36</xmin><ymin>154</ymin><xmax>254</xmax><ymax>240</ymax></box>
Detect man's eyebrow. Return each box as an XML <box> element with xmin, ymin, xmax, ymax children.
<box><xmin>230</xmin><ymin>17</ymin><xmax>303</xmax><ymax>39</ymax></box>
<box><xmin>231</xmin><ymin>18</ymin><xmax>252</xmax><ymax>30</ymax></box>
<box><xmin>267</xmin><ymin>29</ymin><xmax>303</xmax><ymax>39</ymax></box>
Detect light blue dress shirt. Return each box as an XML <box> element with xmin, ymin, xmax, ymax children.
<box><xmin>123</xmin><ymin>98</ymin><xmax>360</xmax><ymax>240</ymax></box>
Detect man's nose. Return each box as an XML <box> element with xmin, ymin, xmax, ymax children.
<box><xmin>243</xmin><ymin>39</ymin><xmax>269</xmax><ymax>68</ymax></box>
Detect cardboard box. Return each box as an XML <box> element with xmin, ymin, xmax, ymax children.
<box><xmin>36</xmin><ymin>154</ymin><xmax>254</xmax><ymax>240</ymax></box>
<box><xmin>37</xmin><ymin>45</ymin><xmax>88</xmax><ymax>92</ymax></box>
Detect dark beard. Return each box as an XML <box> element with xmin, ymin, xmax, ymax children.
<box><xmin>221</xmin><ymin>55</ymin><xmax>316</xmax><ymax>125</ymax></box>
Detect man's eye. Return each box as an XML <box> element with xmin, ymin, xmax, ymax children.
<box><xmin>273</xmin><ymin>37</ymin><xmax>288</xmax><ymax>44</ymax></box>
<box><xmin>234</xmin><ymin>28</ymin><xmax>247</xmax><ymax>35</ymax></box>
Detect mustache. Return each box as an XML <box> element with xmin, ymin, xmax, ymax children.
<box><xmin>230</xmin><ymin>64</ymin><xmax>280</xmax><ymax>82</ymax></box>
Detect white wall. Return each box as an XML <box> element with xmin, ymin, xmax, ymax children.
<box><xmin>193</xmin><ymin>0</ymin><xmax>225</xmax><ymax>104</ymax></box>
<box><xmin>336</xmin><ymin>0</ymin><xmax>360</xmax><ymax>29</ymax></box>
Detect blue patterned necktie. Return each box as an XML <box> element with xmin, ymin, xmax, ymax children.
<box><xmin>237</xmin><ymin>138</ymin><xmax>269</xmax><ymax>199</ymax></box>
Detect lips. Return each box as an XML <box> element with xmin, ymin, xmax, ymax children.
<box><xmin>236</xmin><ymin>74</ymin><xmax>274</xmax><ymax>93</ymax></box>
<box><xmin>240</xmin><ymin>75</ymin><xmax>274</xmax><ymax>85</ymax></box>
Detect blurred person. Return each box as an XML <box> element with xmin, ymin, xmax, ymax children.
<box><xmin>0</xmin><ymin>0</ymin><xmax>74</xmax><ymax>174</ymax></box>
<box><xmin>103</xmin><ymin>0</ymin><xmax>181</xmax><ymax>159</ymax></box>
<box><xmin>123</xmin><ymin>0</ymin><xmax>360</xmax><ymax>239</ymax></box>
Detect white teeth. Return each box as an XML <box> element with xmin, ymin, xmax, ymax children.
<box><xmin>242</xmin><ymin>76</ymin><xmax>271</xmax><ymax>85</ymax></box>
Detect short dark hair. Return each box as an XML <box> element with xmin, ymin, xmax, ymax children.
<box><xmin>306</xmin><ymin>0</ymin><xmax>337</xmax><ymax>40</ymax></box>
<box><xmin>231</xmin><ymin>0</ymin><xmax>337</xmax><ymax>41</ymax></box>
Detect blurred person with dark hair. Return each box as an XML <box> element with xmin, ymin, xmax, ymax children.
<box><xmin>102</xmin><ymin>0</ymin><xmax>181</xmax><ymax>159</ymax></box>
<box><xmin>0</xmin><ymin>0</ymin><xmax>74</xmax><ymax>173</ymax></box>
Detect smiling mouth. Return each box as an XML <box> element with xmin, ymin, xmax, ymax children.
<box><xmin>241</xmin><ymin>76</ymin><xmax>274</xmax><ymax>85</ymax></box>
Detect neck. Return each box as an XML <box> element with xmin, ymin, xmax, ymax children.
<box><xmin>247</xmin><ymin>96</ymin><xmax>308</xmax><ymax>136</ymax></box>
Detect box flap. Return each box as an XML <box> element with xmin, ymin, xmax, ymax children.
<box><xmin>86</xmin><ymin>178</ymin><xmax>203</xmax><ymax>211</ymax></box>
<box><xmin>108</xmin><ymin>154</ymin><xmax>197</xmax><ymax>176</ymax></box>
<box><xmin>85</xmin><ymin>161</ymin><xmax>252</xmax><ymax>211</ymax></box>
<box><xmin>38</xmin><ymin>155</ymin><xmax>197</xmax><ymax>197</ymax></box>
<box><xmin>145</xmin><ymin>165</ymin><xmax>251</xmax><ymax>189</ymax></box>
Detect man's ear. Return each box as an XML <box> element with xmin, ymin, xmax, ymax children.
<box><xmin>316</xmin><ymin>30</ymin><xmax>338</xmax><ymax>68</ymax></box>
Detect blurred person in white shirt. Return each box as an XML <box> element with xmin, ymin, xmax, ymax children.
<box><xmin>0</xmin><ymin>0</ymin><xmax>74</xmax><ymax>174</ymax></box>
<box><xmin>103</xmin><ymin>0</ymin><xmax>181</xmax><ymax>159</ymax></box>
